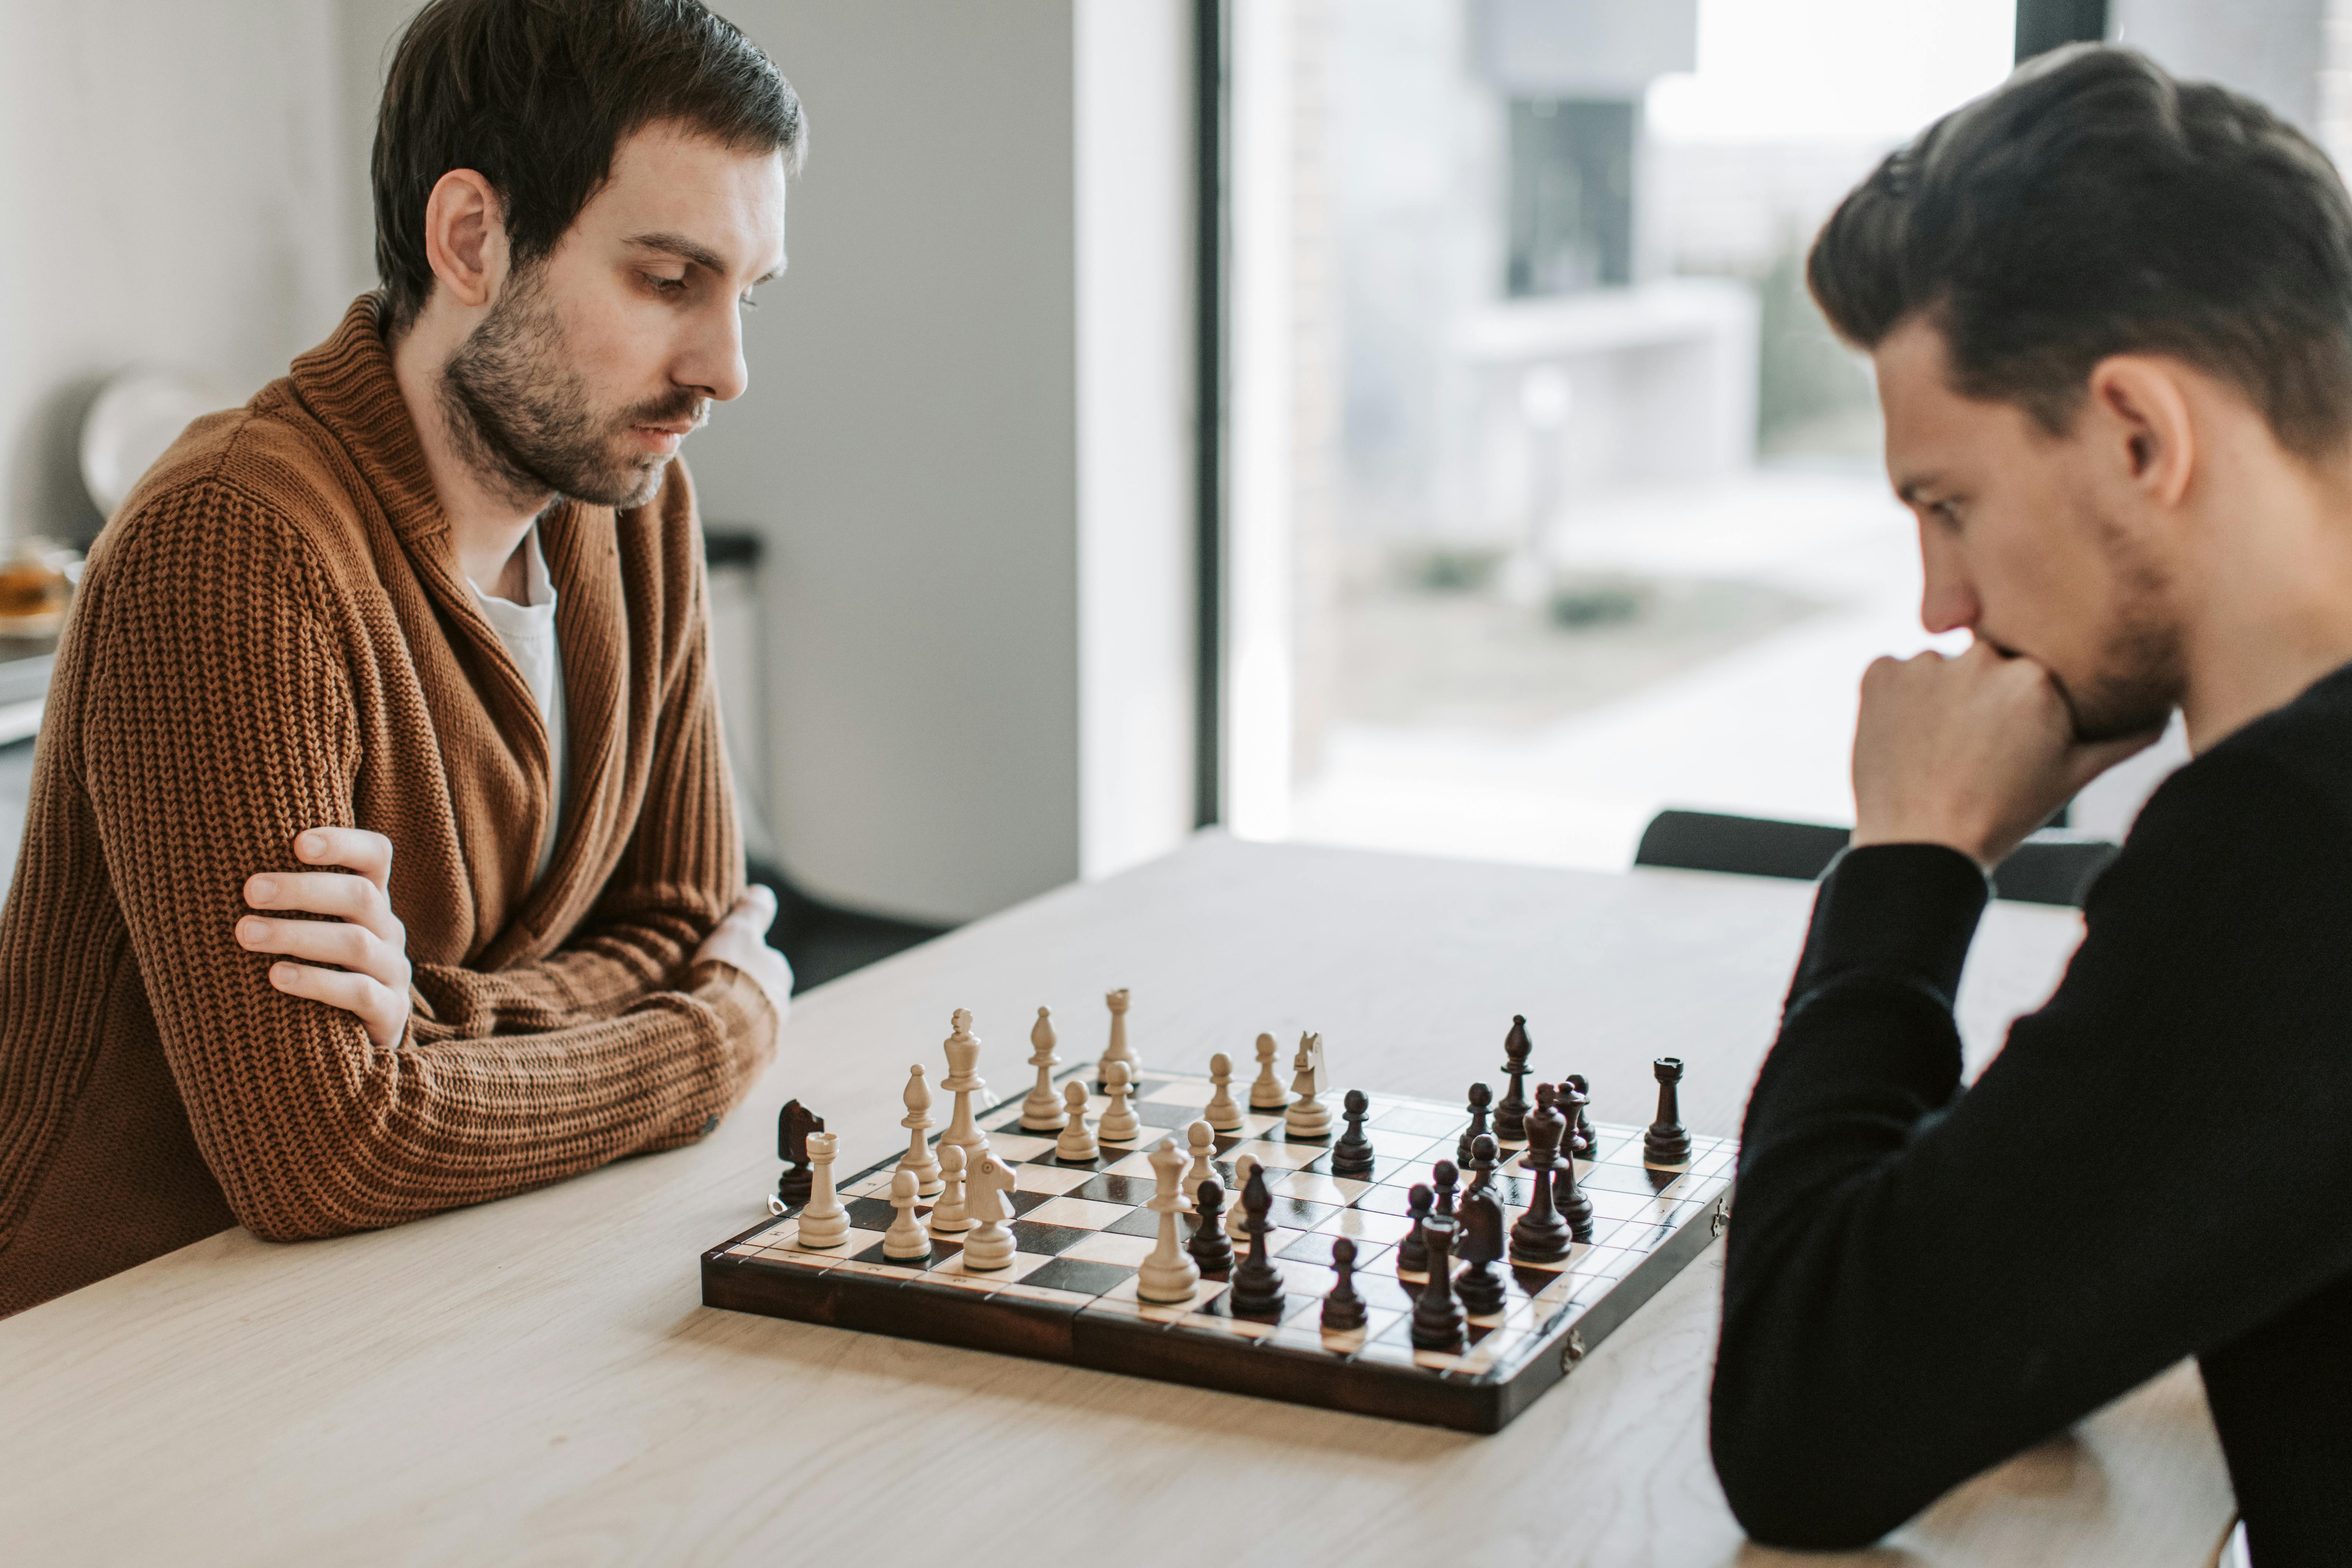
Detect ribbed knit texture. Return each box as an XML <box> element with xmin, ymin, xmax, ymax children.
<box><xmin>0</xmin><ymin>296</ymin><xmax>776</xmax><ymax>1317</ymax></box>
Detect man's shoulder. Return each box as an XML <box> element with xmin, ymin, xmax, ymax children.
<box><xmin>2118</xmin><ymin>669</ymin><xmax>2352</xmax><ymax>881</ymax></box>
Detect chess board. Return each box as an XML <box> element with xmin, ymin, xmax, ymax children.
<box><xmin>701</xmin><ymin>1065</ymin><xmax>1734</xmax><ymax>1433</ymax></box>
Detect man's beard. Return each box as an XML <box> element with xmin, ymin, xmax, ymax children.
<box><xmin>2049</xmin><ymin>507</ymin><xmax>2186</xmax><ymax>743</ymax></box>
<box><xmin>438</xmin><ymin>268</ymin><xmax>704</xmax><ymax>511</ymax></box>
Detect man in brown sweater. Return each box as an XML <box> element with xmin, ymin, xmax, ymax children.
<box><xmin>0</xmin><ymin>0</ymin><xmax>803</xmax><ymax>1317</ymax></box>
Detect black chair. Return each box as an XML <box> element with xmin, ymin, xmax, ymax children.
<box><xmin>1633</xmin><ymin>809</ymin><xmax>2119</xmax><ymax>908</ymax></box>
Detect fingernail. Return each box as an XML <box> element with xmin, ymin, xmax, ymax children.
<box><xmin>249</xmin><ymin>877</ymin><xmax>275</xmax><ymax>902</ymax></box>
<box><xmin>299</xmin><ymin>833</ymin><xmax>323</xmax><ymax>857</ymax></box>
<box><xmin>238</xmin><ymin>919</ymin><xmax>265</xmax><ymax>944</ymax></box>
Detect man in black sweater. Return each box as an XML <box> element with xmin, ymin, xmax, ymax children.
<box><xmin>1710</xmin><ymin>47</ymin><xmax>2352</xmax><ymax>1566</ymax></box>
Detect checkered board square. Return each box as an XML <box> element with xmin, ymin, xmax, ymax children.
<box><xmin>702</xmin><ymin>1066</ymin><xmax>1733</xmax><ymax>1433</ymax></box>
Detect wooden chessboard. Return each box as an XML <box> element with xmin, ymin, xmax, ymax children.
<box><xmin>701</xmin><ymin>1064</ymin><xmax>1733</xmax><ymax>1433</ymax></box>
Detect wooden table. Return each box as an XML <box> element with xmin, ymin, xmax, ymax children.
<box><xmin>0</xmin><ymin>833</ymin><xmax>2237</xmax><ymax>1566</ymax></box>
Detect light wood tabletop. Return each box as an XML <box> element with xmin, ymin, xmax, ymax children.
<box><xmin>0</xmin><ymin>833</ymin><xmax>2237</xmax><ymax>1567</ymax></box>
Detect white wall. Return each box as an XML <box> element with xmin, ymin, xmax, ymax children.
<box><xmin>2111</xmin><ymin>0</ymin><xmax>2326</xmax><ymax>135</ymax></box>
<box><xmin>0</xmin><ymin>0</ymin><xmax>357</xmax><ymax>544</ymax></box>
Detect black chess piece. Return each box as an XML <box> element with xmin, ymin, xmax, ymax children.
<box><xmin>1455</xmin><ymin>1082</ymin><xmax>1492</xmax><ymax>1166</ymax></box>
<box><xmin>1409</xmin><ymin>1215</ymin><xmax>1467</xmax><ymax>1351</ymax></box>
<box><xmin>1330</xmin><ymin>1088</ymin><xmax>1376</xmax><ymax>1177</ymax></box>
<box><xmin>1455</xmin><ymin>1189</ymin><xmax>1508</xmax><ymax>1316</ymax></box>
<box><xmin>1509</xmin><ymin>1090</ymin><xmax>1572</xmax><ymax>1263</ymax></box>
<box><xmin>1645</xmin><ymin>1056</ymin><xmax>1692</xmax><ymax>1166</ymax></box>
<box><xmin>1463</xmin><ymin>1133</ymin><xmax>1499</xmax><ymax>1200</ymax></box>
<box><xmin>1321</xmin><ymin>1238</ymin><xmax>1369</xmax><ymax>1331</ymax></box>
<box><xmin>1564</xmin><ymin>1072</ymin><xmax>1597</xmax><ymax>1156</ymax></box>
<box><xmin>1556</xmin><ymin>1081</ymin><xmax>1595</xmax><ymax>1241</ymax></box>
<box><xmin>1494</xmin><ymin>1016</ymin><xmax>1534</xmax><ymax>1141</ymax></box>
<box><xmin>776</xmin><ymin>1100</ymin><xmax>823</xmax><ymax>1207</ymax></box>
<box><xmin>1229</xmin><ymin>1165</ymin><xmax>1287</xmax><ymax>1317</ymax></box>
<box><xmin>1189</xmin><ymin>1178</ymin><xmax>1236</xmax><ymax>1273</ymax></box>
<box><xmin>1432</xmin><ymin>1158</ymin><xmax>1459</xmax><ymax>1220</ymax></box>
<box><xmin>1398</xmin><ymin>1182</ymin><xmax>1433</xmax><ymax>1274</ymax></box>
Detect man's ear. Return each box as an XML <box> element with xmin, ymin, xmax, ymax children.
<box><xmin>2085</xmin><ymin>356</ymin><xmax>2195</xmax><ymax>508</ymax></box>
<box><xmin>420</xmin><ymin>169</ymin><xmax>508</xmax><ymax>312</ymax></box>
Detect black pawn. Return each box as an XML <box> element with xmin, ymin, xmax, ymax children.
<box><xmin>1463</xmin><ymin>1133</ymin><xmax>1499</xmax><ymax>1199</ymax></box>
<box><xmin>1330</xmin><ymin>1088</ymin><xmax>1375</xmax><ymax>1177</ymax></box>
<box><xmin>776</xmin><ymin>1099</ymin><xmax>823</xmax><ymax>1207</ymax></box>
<box><xmin>1557</xmin><ymin>1081</ymin><xmax>1595</xmax><ymax>1241</ymax></box>
<box><xmin>1432</xmin><ymin>1158</ymin><xmax>1459</xmax><ymax>1220</ymax></box>
<box><xmin>1409</xmin><ymin>1215</ymin><xmax>1467</xmax><ymax>1351</ymax></box>
<box><xmin>1228</xmin><ymin>1165</ymin><xmax>1287</xmax><ymax>1317</ymax></box>
<box><xmin>1645</xmin><ymin>1056</ymin><xmax>1692</xmax><ymax>1166</ymax></box>
<box><xmin>1494</xmin><ymin>1016</ymin><xmax>1534</xmax><ymax>1141</ymax></box>
<box><xmin>1397</xmin><ymin>1182</ymin><xmax>1433</xmax><ymax>1274</ymax></box>
<box><xmin>1321</xmin><ymin>1238</ymin><xmax>1368</xmax><ymax>1331</ymax></box>
<box><xmin>1509</xmin><ymin>1091</ymin><xmax>1572</xmax><ymax>1263</ymax></box>
<box><xmin>1565</xmin><ymin>1072</ymin><xmax>1597</xmax><ymax>1157</ymax></box>
<box><xmin>1455</xmin><ymin>1188</ymin><xmax>1508</xmax><ymax>1316</ymax></box>
<box><xmin>1456</xmin><ymin>1082</ymin><xmax>1492</xmax><ymax>1166</ymax></box>
<box><xmin>1189</xmin><ymin>1178</ymin><xmax>1235</xmax><ymax>1274</ymax></box>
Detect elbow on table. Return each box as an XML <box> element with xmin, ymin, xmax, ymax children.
<box><xmin>1710</xmin><ymin>1370</ymin><xmax>1919</xmax><ymax>1550</ymax></box>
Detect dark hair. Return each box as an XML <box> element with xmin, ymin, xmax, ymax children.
<box><xmin>1810</xmin><ymin>45</ymin><xmax>2352</xmax><ymax>459</ymax></box>
<box><xmin>372</xmin><ymin>0</ymin><xmax>805</xmax><ymax>330</ymax></box>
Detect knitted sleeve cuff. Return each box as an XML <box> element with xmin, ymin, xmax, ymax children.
<box><xmin>1790</xmin><ymin>843</ymin><xmax>1991</xmax><ymax>1006</ymax></box>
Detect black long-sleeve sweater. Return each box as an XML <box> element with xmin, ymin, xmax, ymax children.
<box><xmin>1711</xmin><ymin>664</ymin><xmax>2352</xmax><ymax>1565</ymax></box>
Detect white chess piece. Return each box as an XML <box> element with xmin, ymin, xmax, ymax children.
<box><xmin>1184</xmin><ymin>1120</ymin><xmax>1215</xmax><ymax>1204</ymax></box>
<box><xmin>883</xmin><ymin>1169</ymin><xmax>932</xmax><ymax>1260</ymax></box>
<box><xmin>1018</xmin><ymin>1006</ymin><xmax>1066</xmax><ymax>1131</ymax></box>
<box><xmin>930</xmin><ymin>1141</ymin><xmax>974</xmax><ymax>1234</ymax></box>
<box><xmin>1098</xmin><ymin>987</ymin><xmax>1140</xmax><ymax>1087</ymax></box>
<box><xmin>1225</xmin><ymin>1152</ymin><xmax>1260</xmax><ymax>1240</ymax></box>
<box><xmin>796</xmin><ymin>1132</ymin><xmax>849</xmax><ymax>1248</ymax></box>
<box><xmin>1098</xmin><ymin>1059</ymin><xmax>1140</xmax><ymax>1143</ymax></box>
<box><xmin>1285</xmin><ymin>1031</ymin><xmax>1332</xmax><ymax>1138</ymax></box>
<box><xmin>938</xmin><ymin>1008</ymin><xmax>990</xmax><ymax>1170</ymax></box>
<box><xmin>1054</xmin><ymin>1079</ymin><xmax>1098</xmax><ymax>1162</ymax></box>
<box><xmin>960</xmin><ymin>1153</ymin><xmax>1020</xmax><ymax>1271</ymax></box>
<box><xmin>1136</xmin><ymin>1137</ymin><xmax>1202</xmax><ymax>1303</ymax></box>
<box><xmin>897</xmin><ymin>1064</ymin><xmax>943</xmax><ymax>1197</ymax></box>
<box><xmin>1248</xmin><ymin>1032</ymin><xmax>1286</xmax><ymax>1109</ymax></box>
<box><xmin>1204</xmin><ymin>1051</ymin><xmax>1244</xmax><ymax>1132</ymax></box>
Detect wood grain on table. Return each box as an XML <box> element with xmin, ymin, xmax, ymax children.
<box><xmin>0</xmin><ymin>833</ymin><xmax>2235</xmax><ymax>1567</ymax></box>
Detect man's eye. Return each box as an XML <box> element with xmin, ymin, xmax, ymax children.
<box><xmin>645</xmin><ymin>274</ymin><xmax>688</xmax><ymax>295</ymax></box>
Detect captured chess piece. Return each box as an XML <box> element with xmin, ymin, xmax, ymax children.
<box><xmin>930</xmin><ymin>1142</ymin><xmax>974</xmax><ymax>1234</ymax></box>
<box><xmin>1248</xmin><ymin>1032</ymin><xmax>1287</xmax><ymax>1109</ymax></box>
<box><xmin>795</xmin><ymin>1131</ymin><xmax>849</xmax><ymax>1248</ymax></box>
<box><xmin>1228</xmin><ymin>1165</ymin><xmax>1287</xmax><ymax>1317</ymax></box>
<box><xmin>896</xmin><ymin>1064</ymin><xmax>943</xmax><ymax>1197</ymax></box>
<box><xmin>1097</xmin><ymin>987</ymin><xmax>1140</xmax><ymax>1088</ymax></box>
<box><xmin>1225</xmin><ymin>1153</ymin><xmax>1262</xmax><ymax>1241</ymax></box>
<box><xmin>1409</xmin><ymin>1214</ymin><xmax>1467</xmax><ymax>1351</ymax></box>
<box><xmin>1564</xmin><ymin>1071</ymin><xmax>1597</xmax><ymax>1157</ymax></box>
<box><xmin>1494</xmin><ymin>1016</ymin><xmax>1534</xmax><ymax>1142</ymax></box>
<box><xmin>1136</xmin><ymin>1137</ymin><xmax>1203</xmax><ymax>1303</ymax></box>
<box><xmin>960</xmin><ymin>1153</ymin><xmax>1020</xmax><ymax>1270</ymax></box>
<box><xmin>1098</xmin><ymin>1059</ymin><xmax>1141</xmax><ymax>1143</ymax></box>
<box><xmin>1189</xmin><ymin>1179</ymin><xmax>1236</xmax><ymax>1274</ymax></box>
<box><xmin>1019</xmin><ymin>1007</ymin><xmax>1067</xmax><ymax>1131</ymax></box>
<box><xmin>1284</xmin><ymin>1032</ymin><xmax>1331</xmax><ymax>1138</ymax></box>
<box><xmin>1184</xmin><ymin>1121</ymin><xmax>1216</xmax><ymax>1203</ymax></box>
<box><xmin>1054</xmin><ymin>1079</ymin><xmax>1099</xmax><ymax>1163</ymax></box>
<box><xmin>1204</xmin><ymin>1051</ymin><xmax>1245</xmax><ymax>1132</ymax></box>
<box><xmin>1456</xmin><ymin>1082</ymin><xmax>1492</xmax><ymax>1166</ymax></box>
<box><xmin>883</xmin><ymin>1170</ymin><xmax>932</xmax><ymax>1261</ymax></box>
<box><xmin>1321</xmin><ymin>1238</ymin><xmax>1368</xmax><ymax>1332</ymax></box>
<box><xmin>1329</xmin><ymin>1088</ymin><xmax>1375</xmax><ymax>1176</ymax></box>
<box><xmin>1397</xmin><ymin>1182</ymin><xmax>1433</xmax><ymax>1275</ymax></box>
<box><xmin>1509</xmin><ymin>1089</ymin><xmax>1572</xmax><ymax>1263</ymax></box>
<box><xmin>776</xmin><ymin>1100</ymin><xmax>823</xmax><ymax>1208</ymax></box>
<box><xmin>1455</xmin><ymin>1189</ymin><xmax>1508</xmax><ymax>1317</ymax></box>
<box><xmin>938</xmin><ymin>1009</ymin><xmax>990</xmax><ymax>1170</ymax></box>
<box><xmin>1556</xmin><ymin>1080</ymin><xmax>1596</xmax><ymax>1241</ymax></box>
<box><xmin>1645</xmin><ymin>1056</ymin><xmax>1693</xmax><ymax>1166</ymax></box>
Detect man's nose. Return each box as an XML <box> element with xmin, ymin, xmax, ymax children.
<box><xmin>1918</xmin><ymin>522</ymin><xmax>1980</xmax><ymax>635</ymax></box>
<box><xmin>680</xmin><ymin>305</ymin><xmax>751</xmax><ymax>405</ymax></box>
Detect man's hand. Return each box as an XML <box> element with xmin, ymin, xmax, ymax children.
<box><xmin>694</xmin><ymin>883</ymin><xmax>795</xmax><ymax>1029</ymax></box>
<box><xmin>1852</xmin><ymin>643</ymin><xmax>2161</xmax><ymax>867</ymax></box>
<box><xmin>238</xmin><ymin>827</ymin><xmax>412</xmax><ymax>1050</ymax></box>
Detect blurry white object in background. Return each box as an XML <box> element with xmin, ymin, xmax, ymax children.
<box><xmin>80</xmin><ymin>368</ymin><xmax>230</xmax><ymax>521</ymax></box>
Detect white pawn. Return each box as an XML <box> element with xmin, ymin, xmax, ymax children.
<box><xmin>1184</xmin><ymin>1120</ymin><xmax>1215</xmax><ymax>1204</ymax></box>
<box><xmin>960</xmin><ymin>1153</ymin><xmax>1020</xmax><ymax>1271</ymax></box>
<box><xmin>1098</xmin><ymin>1059</ymin><xmax>1141</xmax><ymax>1143</ymax></box>
<box><xmin>1286</xmin><ymin>1031</ymin><xmax>1332</xmax><ymax>1138</ymax></box>
<box><xmin>930</xmin><ymin>1142</ymin><xmax>974</xmax><ymax>1234</ymax></box>
<box><xmin>883</xmin><ymin>1169</ymin><xmax>931</xmax><ymax>1260</ymax></box>
<box><xmin>1098</xmin><ymin>987</ymin><xmax>1140</xmax><ymax>1086</ymax></box>
<box><xmin>1019</xmin><ymin>1006</ymin><xmax>1067</xmax><ymax>1131</ymax></box>
<box><xmin>897</xmin><ymin>1064</ymin><xmax>943</xmax><ymax>1197</ymax></box>
<box><xmin>1054</xmin><ymin>1079</ymin><xmax>1098</xmax><ymax>1162</ymax></box>
<box><xmin>1136</xmin><ymin>1137</ymin><xmax>1201</xmax><ymax>1303</ymax></box>
<box><xmin>1225</xmin><ymin>1152</ymin><xmax>1261</xmax><ymax>1241</ymax></box>
<box><xmin>1204</xmin><ymin>1052</ymin><xmax>1244</xmax><ymax>1133</ymax></box>
<box><xmin>1248</xmin><ymin>1032</ymin><xmax>1286</xmax><ymax>1109</ymax></box>
<box><xmin>796</xmin><ymin>1131</ymin><xmax>849</xmax><ymax>1248</ymax></box>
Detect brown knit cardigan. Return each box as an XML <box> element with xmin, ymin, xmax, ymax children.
<box><xmin>0</xmin><ymin>296</ymin><xmax>776</xmax><ymax>1318</ymax></box>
